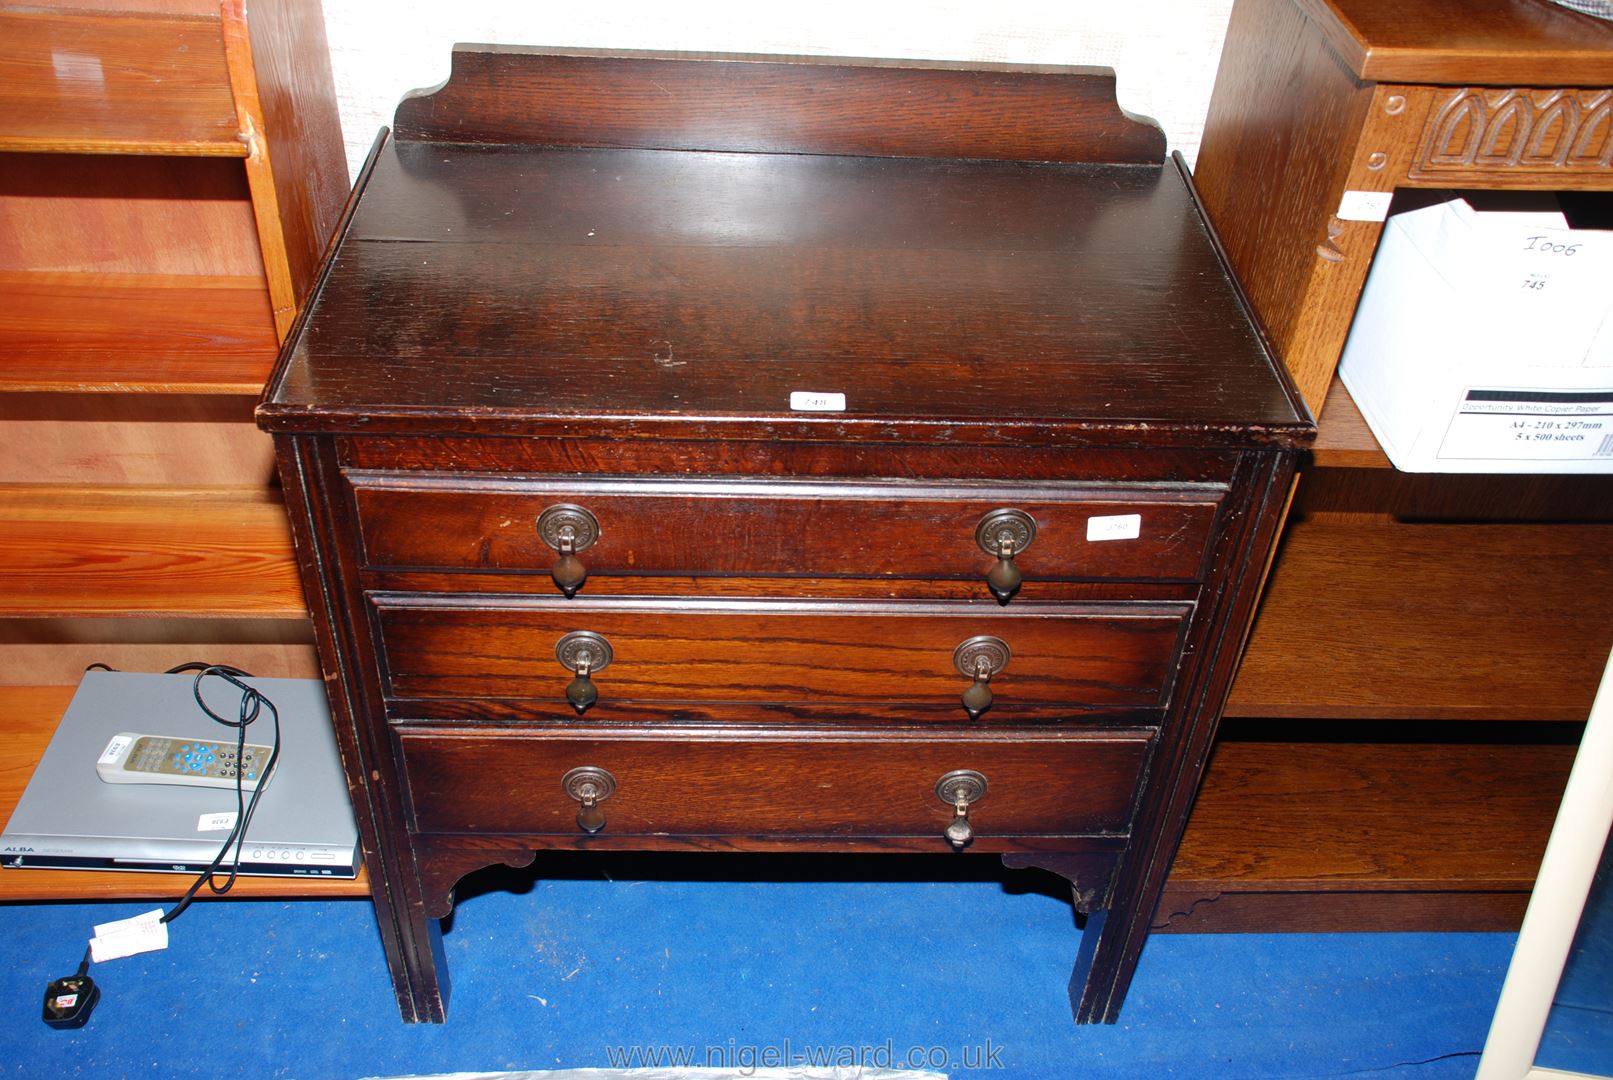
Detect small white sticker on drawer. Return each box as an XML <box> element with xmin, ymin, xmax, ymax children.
<box><xmin>789</xmin><ymin>391</ymin><xmax>846</xmax><ymax>412</ymax></box>
<box><xmin>1087</xmin><ymin>514</ymin><xmax>1142</xmax><ymax>541</ymax></box>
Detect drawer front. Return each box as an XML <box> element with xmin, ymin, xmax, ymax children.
<box><xmin>349</xmin><ymin>475</ymin><xmax>1224</xmax><ymax>583</ymax></box>
<box><xmin>372</xmin><ymin>595</ymin><xmax>1193</xmax><ymax>711</ymax></box>
<box><xmin>397</xmin><ymin>729</ymin><xmax>1152</xmax><ymax>838</ymax></box>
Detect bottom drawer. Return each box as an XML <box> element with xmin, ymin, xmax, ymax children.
<box><xmin>397</xmin><ymin>729</ymin><xmax>1152</xmax><ymax>841</ymax></box>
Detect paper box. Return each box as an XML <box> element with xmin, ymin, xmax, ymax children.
<box><xmin>1339</xmin><ymin>193</ymin><xmax>1613</xmax><ymax>473</ymax></box>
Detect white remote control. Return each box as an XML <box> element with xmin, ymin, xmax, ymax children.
<box><xmin>96</xmin><ymin>733</ymin><xmax>275</xmax><ymax>791</ymax></box>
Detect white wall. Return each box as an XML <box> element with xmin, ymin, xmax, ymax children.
<box><xmin>320</xmin><ymin>0</ymin><xmax>1235</xmax><ymax>181</ymax></box>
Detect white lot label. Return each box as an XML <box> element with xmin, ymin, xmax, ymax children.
<box><xmin>1337</xmin><ymin>190</ymin><xmax>1393</xmax><ymax>222</ymax></box>
<box><xmin>1087</xmin><ymin>514</ymin><xmax>1142</xmax><ymax>541</ymax></box>
<box><xmin>89</xmin><ymin>908</ymin><xmax>169</xmax><ymax>962</ymax></box>
<box><xmin>789</xmin><ymin>391</ymin><xmax>846</xmax><ymax>412</ymax></box>
<box><xmin>97</xmin><ymin>735</ymin><xmax>130</xmax><ymax>765</ymax></box>
<box><xmin>197</xmin><ymin>811</ymin><xmax>239</xmax><ymax>833</ymax></box>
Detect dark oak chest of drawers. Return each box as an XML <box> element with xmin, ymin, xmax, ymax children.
<box><xmin>257</xmin><ymin>47</ymin><xmax>1312</xmax><ymax>1024</ymax></box>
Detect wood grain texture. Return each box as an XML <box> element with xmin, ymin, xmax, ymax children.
<box><xmin>394</xmin><ymin>46</ymin><xmax>1166</xmax><ymax>165</ymax></box>
<box><xmin>263</xmin><ymin>143</ymin><xmax>1309</xmax><ymax>444</ymax></box>
<box><xmin>0</xmin><ymin>393</ymin><xmax>277</xmax><ymax>485</ymax></box>
<box><xmin>0</xmin><ymin>153</ymin><xmax>263</xmax><ymax>277</ymax></box>
<box><xmin>0</xmin><ymin>685</ymin><xmax>366</xmax><ymax>900</ymax></box>
<box><xmin>1193</xmin><ymin>0</ymin><xmax>1372</xmax><ymax>416</ymax></box>
<box><xmin>1294</xmin><ymin>461</ymin><xmax>1613</xmax><ymax>523</ymax></box>
<box><xmin>1227</xmin><ymin>520</ymin><xmax>1613</xmax><ymax>720</ymax></box>
<box><xmin>0</xmin><ymin>7</ymin><xmax>243</xmax><ymax>155</ymax></box>
<box><xmin>350</xmin><ymin>476</ymin><xmax>1223</xmax><ymax>584</ymax></box>
<box><xmin>223</xmin><ymin>0</ymin><xmax>346</xmax><ymax>337</ymax></box>
<box><xmin>1068</xmin><ymin>452</ymin><xmax>1298</xmax><ymax>1023</ymax></box>
<box><xmin>0</xmin><ymin>619</ymin><xmax>318</xmax><ymax>686</ymax></box>
<box><xmin>397</xmin><ymin>727</ymin><xmax>1152</xmax><ymax>838</ymax></box>
<box><xmin>340</xmin><ymin>436</ymin><xmax>1242</xmax><ymax>487</ymax></box>
<box><xmin>0</xmin><ymin>272</ymin><xmax>279</xmax><ymax>393</ymax></box>
<box><xmin>263</xmin><ymin>51</ymin><xmax>1309</xmax><ymax>1025</ymax></box>
<box><xmin>1294</xmin><ymin>0</ymin><xmax>1613</xmax><ymax>86</ymax></box>
<box><xmin>0</xmin><ymin>486</ymin><xmax>305</xmax><ymax>618</ymax></box>
<box><xmin>1309</xmin><ymin>374</ymin><xmax>1390</xmax><ymax>468</ymax></box>
<box><xmin>1405</xmin><ymin>86</ymin><xmax>1613</xmax><ymax>188</ymax></box>
<box><xmin>1200</xmin><ymin>0</ymin><xmax>1613</xmax><ymax>413</ymax></box>
<box><xmin>1152</xmin><ymin>888</ymin><xmax>1531</xmax><ymax>933</ymax></box>
<box><xmin>374</xmin><ymin>597</ymin><xmax>1191</xmax><ymax>711</ymax></box>
<box><xmin>1192</xmin><ymin>0</ymin><xmax>1435</xmax><ymax>413</ymax></box>
<box><xmin>1169</xmin><ymin>738</ymin><xmax>1574</xmax><ymax>890</ymax></box>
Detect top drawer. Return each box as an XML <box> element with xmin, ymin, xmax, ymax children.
<box><xmin>348</xmin><ymin>475</ymin><xmax>1225</xmax><ymax>584</ymax></box>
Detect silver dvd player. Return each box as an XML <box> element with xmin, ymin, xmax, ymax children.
<box><xmin>2</xmin><ymin>671</ymin><xmax>359</xmax><ymax>879</ymax></box>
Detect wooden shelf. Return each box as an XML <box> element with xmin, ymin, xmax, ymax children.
<box><xmin>1309</xmin><ymin>374</ymin><xmax>1391</xmax><ymax>469</ymax></box>
<box><xmin>0</xmin><ymin>272</ymin><xmax>281</xmax><ymax>394</ymax></box>
<box><xmin>1158</xmin><ymin>734</ymin><xmax>1576</xmax><ymax>931</ymax></box>
<box><xmin>0</xmin><ymin>6</ymin><xmax>247</xmax><ymax>157</ymax></box>
<box><xmin>0</xmin><ymin>486</ymin><xmax>305</xmax><ymax>619</ymax></box>
<box><xmin>1227</xmin><ymin>517</ymin><xmax>1613</xmax><ymax>721</ymax></box>
<box><xmin>0</xmin><ymin>684</ymin><xmax>366</xmax><ymax>901</ymax></box>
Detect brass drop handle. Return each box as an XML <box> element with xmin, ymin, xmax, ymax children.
<box><xmin>953</xmin><ymin>636</ymin><xmax>1011</xmax><ymax>720</ymax></box>
<box><xmin>555</xmin><ymin>631</ymin><xmax>613</xmax><ymax>716</ymax></box>
<box><xmin>536</xmin><ymin>504</ymin><xmax>600</xmax><ymax>598</ymax></box>
<box><xmin>562</xmin><ymin>766</ymin><xmax>617</xmax><ymax>834</ymax></box>
<box><xmin>935</xmin><ymin>770</ymin><xmax>988</xmax><ymax>849</ymax></box>
<box><xmin>975</xmin><ymin>509</ymin><xmax>1037</xmax><ymax>605</ymax></box>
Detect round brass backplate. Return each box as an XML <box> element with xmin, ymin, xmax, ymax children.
<box><xmin>561</xmin><ymin>765</ymin><xmax>617</xmax><ymax>804</ymax></box>
<box><xmin>555</xmin><ymin>630</ymin><xmax>613</xmax><ymax>674</ymax></box>
<box><xmin>974</xmin><ymin>508</ymin><xmax>1036</xmax><ymax>557</ymax></box>
<box><xmin>536</xmin><ymin>504</ymin><xmax>600</xmax><ymax>553</ymax></box>
<box><xmin>952</xmin><ymin>635</ymin><xmax>1011</xmax><ymax>679</ymax></box>
<box><xmin>935</xmin><ymin>769</ymin><xmax>988</xmax><ymax>806</ymax></box>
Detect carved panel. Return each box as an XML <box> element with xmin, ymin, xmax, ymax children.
<box><xmin>1412</xmin><ymin>88</ymin><xmax>1613</xmax><ymax>179</ymax></box>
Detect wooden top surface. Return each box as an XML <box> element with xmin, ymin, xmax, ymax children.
<box><xmin>1295</xmin><ymin>0</ymin><xmax>1613</xmax><ymax>85</ymax></box>
<box><xmin>260</xmin><ymin>138</ymin><xmax>1309</xmax><ymax>446</ymax></box>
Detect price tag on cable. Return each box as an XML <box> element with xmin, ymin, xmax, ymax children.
<box><xmin>88</xmin><ymin>908</ymin><xmax>169</xmax><ymax>962</ymax></box>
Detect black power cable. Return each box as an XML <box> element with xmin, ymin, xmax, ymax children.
<box><xmin>42</xmin><ymin>663</ymin><xmax>284</xmax><ymax>1026</ymax></box>
<box><xmin>161</xmin><ymin>666</ymin><xmax>283</xmax><ymax>924</ymax></box>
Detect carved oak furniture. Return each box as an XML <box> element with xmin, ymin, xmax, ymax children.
<box><xmin>257</xmin><ymin>48</ymin><xmax>1312</xmax><ymax>1024</ymax></box>
<box><xmin>1180</xmin><ymin>0</ymin><xmax>1613</xmax><ymax>932</ymax></box>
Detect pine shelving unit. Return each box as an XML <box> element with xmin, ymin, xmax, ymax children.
<box><xmin>0</xmin><ymin>0</ymin><xmax>345</xmax><ymax>901</ymax></box>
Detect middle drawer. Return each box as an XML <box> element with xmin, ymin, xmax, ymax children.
<box><xmin>371</xmin><ymin>594</ymin><xmax>1194</xmax><ymax>715</ymax></box>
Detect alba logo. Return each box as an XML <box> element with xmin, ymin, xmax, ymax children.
<box><xmin>2</xmin><ymin>845</ymin><xmax>35</xmax><ymax>853</ymax></box>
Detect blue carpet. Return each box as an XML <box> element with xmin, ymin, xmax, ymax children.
<box><xmin>3</xmin><ymin>856</ymin><xmax>1519</xmax><ymax>1079</ymax></box>
<box><xmin>1538</xmin><ymin>832</ymin><xmax>1613</xmax><ymax>1074</ymax></box>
